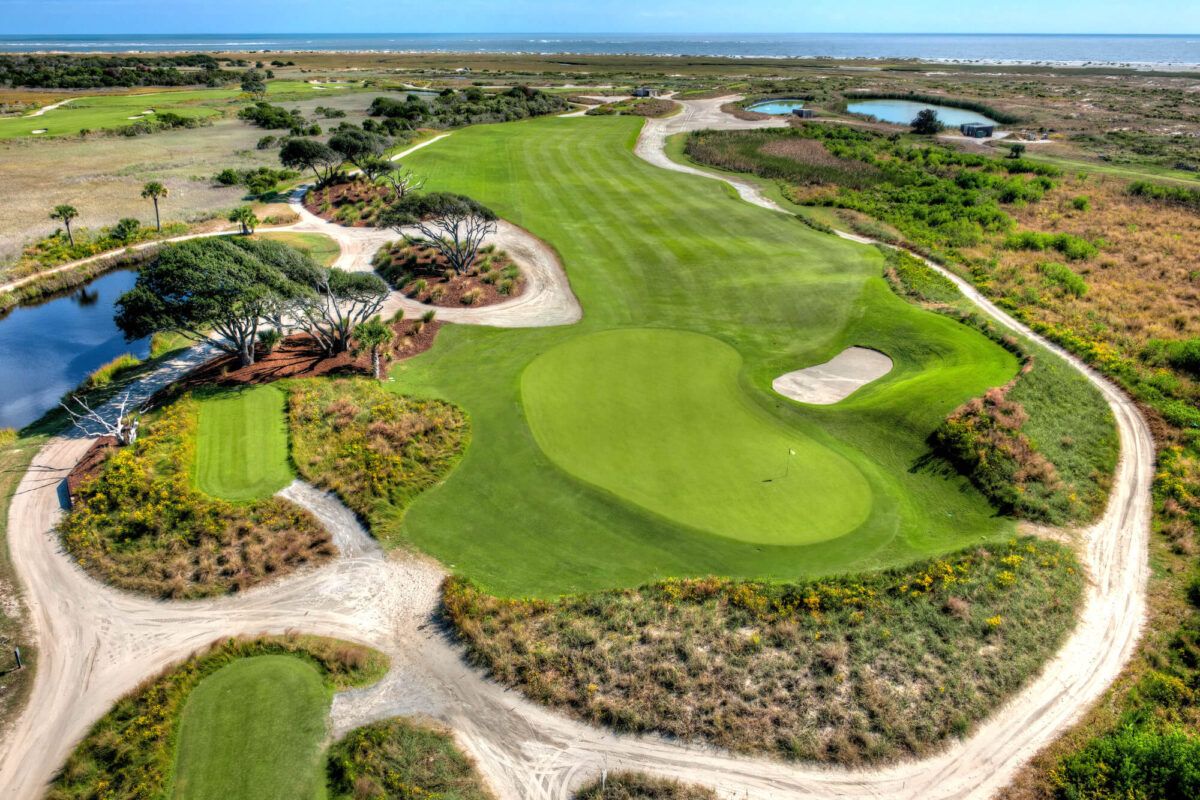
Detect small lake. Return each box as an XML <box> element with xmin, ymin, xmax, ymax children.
<box><xmin>0</xmin><ymin>269</ymin><xmax>149</xmax><ymax>430</ymax></box>
<box><xmin>846</xmin><ymin>99</ymin><xmax>998</xmax><ymax>128</ymax></box>
<box><xmin>747</xmin><ymin>99</ymin><xmax>806</xmax><ymax>115</ymax></box>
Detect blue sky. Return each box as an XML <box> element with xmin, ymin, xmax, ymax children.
<box><xmin>0</xmin><ymin>0</ymin><xmax>1193</xmax><ymax>35</ymax></box>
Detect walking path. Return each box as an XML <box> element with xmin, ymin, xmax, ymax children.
<box><xmin>0</xmin><ymin>98</ymin><xmax>1152</xmax><ymax>800</ymax></box>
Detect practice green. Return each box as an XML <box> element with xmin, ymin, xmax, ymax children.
<box><xmin>523</xmin><ymin>329</ymin><xmax>872</xmax><ymax>545</ymax></box>
<box><xmin>380</xmin><ymin>114</ymin><xmax>1019</xmax><ymax>597</ymax></box>
<box><xmin>194</xmin><ymin>385</ymin><xmax>293</xmax><ymax>502</ymax></box>
<box><xmin>171</xmin><ymin>656</ymin><xmax>329</xmax><ymax>800</ymax></box>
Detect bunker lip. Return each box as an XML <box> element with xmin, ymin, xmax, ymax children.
<box><xmin>773</xmin><ymin>346</ymin><xmax>894</xmax><ymax>405</ymax></box>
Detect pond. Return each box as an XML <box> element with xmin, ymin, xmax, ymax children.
<box><xmin>845</xmin><ymin>99</ymin><xmax>998</xmax><ymax>128</ymax></box>
<box><xmin>747</xmin><ymin>98</ymin><xmax>806</xmax><ymax>115</ymax></box>
<box><xmin>0</xmin><ymin>269</ymin><xmax>149</xmax><ymax>430</ymax></box>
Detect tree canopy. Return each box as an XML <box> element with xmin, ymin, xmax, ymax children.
<box><xmin>280</xmin><ymin>137</ymin><xmax>341</xmax><ymax>186</ymax></box>
<box><xmin>380</xmin><ymin>192</ymin><xmax>499</xmax><ymax>275</ymax></box>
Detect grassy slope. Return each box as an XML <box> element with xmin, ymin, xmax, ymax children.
<box><xmin>172</xmin><ymin>655</ymin><xmax>330</xmax><ymax>800</ymax></box>
<box><xmin>0</xmin><ymin>81</ymin><xmax>332</xmax><ymax>140</ymax></box>
<box><xmin>254</xmin><ymin>232</ymin><xmax>340</xmax><ymax>267</ymax></box>
<box><xmin>388</xmin><ymin>115</ymin><xmax>1019</xmax><ymax>597</ymax></box>
<box><xmin>194</xmin><ymin>385</ymin><xmax>294</xmax><ymax>502</ymax></box>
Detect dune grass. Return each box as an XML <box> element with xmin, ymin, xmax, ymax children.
<box><xmin>194</xmin><ymin>385</ymin><xmax>294</xmax><ymax>502</ymax></box>
<box><xmin>172</xmin><ymin>656</ymin><xmax>330</xmax><ymax>800</ymax></box>
<box><xmin>387</xmin><ymin>115</ymin><xmax>1020</xmax><ymax>597</ymax></box>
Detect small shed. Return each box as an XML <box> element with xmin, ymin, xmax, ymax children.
<box><xmin>792</xmin><ymin>108</ymin><xmax>815</xmax><ymax>119</ymax></box>
<box><xmin>960</xmin><ymin>122</ymin><xmax>995</xmax><ymax>138</ymax></box>
<box><xmin>632</xmin><ymin>87</ymin><xmax>661</xmax><ymax>98</ymax></box>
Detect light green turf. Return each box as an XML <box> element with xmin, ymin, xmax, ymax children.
<box><xmin>194</xmin><ymin>385</ymin><xmax>293</xmax><ymax>502</ymax></box>
<box><xmin>379</xmin><ymin>115</ymin><xmax>1020</xmax><ymax>597</ymax></box>
<box><xmin>255</xmin><ymin>231</ymin><xmax>341</xmax><ymax>266</ymax></box>
<box><xmin>523</xmin><ymin>329</ymin><xmax>872</xmax><ymax>545</ymax></box>
<box><xmin>171</xmin><ymin>655</ymin><xmax>329</xmax><ymax>800</ymax></box>
<box><xmin>0</xmin><ymin>80</ymin><xmax>336</xmax><ymax>140</ymax></box>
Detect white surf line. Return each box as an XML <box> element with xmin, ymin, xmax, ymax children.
<box><xmin>633</xmin><ymin>98</ymin><xmax>1153</xmax><ymax>799</ymax></box>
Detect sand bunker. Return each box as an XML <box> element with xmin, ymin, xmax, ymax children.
<box><xmin>773</xmin><ymin>347</ymin><xmax>893</xmax><ymax>404</ymax></box>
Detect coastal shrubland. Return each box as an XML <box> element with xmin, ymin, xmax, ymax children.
<box><xmin>444</xmin><ymin>537</ymin><xmax>1083</xmax><ymax>765</ymax></box>
<box><xmin>573</xmin><ymin>773</ymin><xmax>717</xmax><ymax>799</ymax></box>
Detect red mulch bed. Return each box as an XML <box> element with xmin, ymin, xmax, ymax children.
<box><xmin>303</xmin><ymin>178</ymin><xmax>390</xmax><ymax>227</ymax></box>
<box><xmin>377</xmin><ymin>242</ymin><xmax>525</xmax><ymax>308</ymax></box>
<box><xmin>67</xmin><ymin>435</ymin><xmax>119</xmax><ymax>501</ymax></box>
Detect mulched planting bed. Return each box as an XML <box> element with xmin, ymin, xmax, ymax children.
<box><xmin>374</xmin><ymin>240</ymin><xmax>525</xmax><ymax>308</ymax></box>
<box><xmin>444</xmin><ymin>537</ymin><xmax>1084</xmax><ymax>766</ymax></box>
<box><xmin>304</xmin><ymin>178</ymin><xmax>391</xmax><ymax>227</ymax></box>
<box><xmin>168</xmin><ymin>320</ymin><xmax>443</xmax><ymax>394</ymax></box>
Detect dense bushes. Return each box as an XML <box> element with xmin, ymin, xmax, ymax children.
<box><xmin>368</xmin><ymin>86</ymin><xmax>569</xmax><ymax>130</ymax></box>
<box><xmin>47</xmin><ymin>635</ymin><xmax>386</xmax><ymax>800</ymax></box>
<box><xmin>1129</xmin><ymin>179</ymin><xmax>1200</xmax><ymax>210</ymax></box>
<box><xmin>327</xmin><ymin>718</ymin><xmax>494</xmax><ymax>800</ymax></box>
<box><xmin>1050</xmin><ymin>726</ymin><xmax>1200</xmax><ymax>800</ymax></box>
<box><xmin>213</xmin><ymin>165</ymin><xmax>299</xmax><ymax>196</ymax></box>
<box><xmin>287</xmin><ymin>378</ymin><xmax>469</xmax><ymax>544</ymax></box>
<box><xmin>574</xmin><ymin>773</ymin><xmax>716</xmax><ymax>799</ymax></box>
<box><xmin>238</xmin><ymin>101</ymin><xmax>317</xmax><ymax>134</ymax></box>
<box><xmin>1143</xmin><ymin>337</ymin><xmax>1200</xmax><ymax>378</ymax></box>
<box><xmin>0</xmin><ymin>54</ymin><xmax>238</xmax><ymax>89</ymax></box>
<box><xmin>114</xmin><ymin>111</ymin><xmax>207</xmax><ymax>137</ymax></box>
<box><xmin>1038</xmin><ymin>261</ymin><xmax>1089</xmax><ymax>297</ymax></box>
<box><xmin>445</xmin><ymin>538</ymin><xmax>1083</xmax><ymax>765</ymax></box>
<box><xmin>1004</xmin><ymin>231</ymin><xmax>1099</xmax><ymax>261</ymax></box>
<box><xmin>60</xmin><ymin>395</ymin><xmax>334</xmax><ymax>598</ymax></box>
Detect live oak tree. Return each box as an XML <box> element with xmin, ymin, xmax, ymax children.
<box><xmin>240</xmin><ymin>68</ymin><xmax>267</xmax><ymax>100</ymax></box>
<box><xmin>328</xmin><ymin>127</ymin><xmax>389</xmax><ymax>174</ymax></box>
<box><xmin>140</xmin><ymin>181</ymin><xmax>168</xmax><ymax>231</ymax></box>
<box><xmin>280</xmin><ymin>137</ymin><xmax>341</xmax><ymax>186</ymax></box>
<box><xmin>911</xmin><ymin>108</ymin><xmax>945</xmax><ymax>135</ymax></box>
<box><xmin>381</xmin><ymin>192</ymin><xmax>498</xmax><ymax>275</ymax></box>
<box><xmin>115</xmin><ymin>237</ymin><xmax>310</xmax><ymax>367</ymax></box>
<box><xmin>292</xmin><ymin>268</ymin><xmax>389</xmax><ymax>354</ymax></box>
<box><xmin>50</xmin><ymin>204</ymin><xmax>79</xmax><ymax>246</ymax></box>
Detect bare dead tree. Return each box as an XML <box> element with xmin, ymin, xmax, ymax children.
<box><xmin>377</xmin><ymin>163</ymin><xmax>426</xmax><ymax>201</ymax></box>
<box><xmin>381</xmin><ymin>193</ymin><xmax>498</xmax><ymax>276</ymax></box>
<box><xmin>61</xmin><ymin>391</ymin><xmax>144</xmax><ymax>445</ymax></box>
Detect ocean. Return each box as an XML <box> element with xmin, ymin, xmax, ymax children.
<box><xmin>0</xmin><ymin>33</ymin><xmax>1198</xmax><ymax>68</ymax></box>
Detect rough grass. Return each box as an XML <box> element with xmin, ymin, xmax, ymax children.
<box><xmin>172</xmin><ymin>655</ymin><xmax>330</xmax><ymax>800</ymax></box>
<box><xmin>46</xmin><ymin>634</ymin><xmax>387</xmax><ymax>800</ymax></box>
<box><xmin>573</xmin><ymin>772</ymin><xmax>716</xmax><ymax>800</ymax></box>
<box><xmin>287</xmin><ymin>377</ymin><xmax>469</xmax><ymax>546</ymax></box>
<box><xmin>389</xmin><ymin>114</ymin><xmax>1023</xmax><ymax>597</ymax></box>
<box><xmin>194</xmin><ymin>385</ymin><xmax>295</xmax><ymax>502</ymax></box>
<box><xmin>326</xmin><ymin>718</ymin><xmax>495</xmax><ymax>800</ymax></box>
<box><xmin>444</xmin><ymin>537</ymin><xmax>1084</xmax><ymax>765</ymax></box>
<box><xmin>60</xmin><ymin>394</ymin><xmax>333</xmax><ymax>598</ymax></box>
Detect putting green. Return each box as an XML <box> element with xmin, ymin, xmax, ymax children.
<box><xmin>194</xmin><ymin>385</ymin><xmax>293</xmax><ymax>502</ymax></box>
<box><xmin>171</xmin><ymin>655</ymin><xmax>329</xmax><ymax>800</ymax></box>
<box><xmin>522</xmin><ymin>329</ymin><xmax>871</xmax><ymax>545</ymax></box>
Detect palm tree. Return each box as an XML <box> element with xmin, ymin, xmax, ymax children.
<box><xmin>50</xmin><ymin>204</ymin><xmax>79</xmax><ymax>246</ymax></box>
<box><xmin>141</xmin><ymin>181</ymin><xmax>168</xmax><ymax>231</ymax></box>
<box><xmin>351</xmin><ymin>316</ymin><xmax>394</xmax><ymax>379</ymax></box>
<box><xmin>228</xmin><ymin>206</ymin><xmax>259</xmax><ymax>235</ymax></box>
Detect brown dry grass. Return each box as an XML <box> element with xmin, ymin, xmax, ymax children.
<box><xmin>759</xmin><ymin>137</ymin><xmax>856</xmax><ymax>169</ymax></box>
<box><xmin>573</xmin><ymin>772</ymin><xmax>717</xmax><ymax>799</ymax></box>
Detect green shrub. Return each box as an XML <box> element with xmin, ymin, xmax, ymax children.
<box><xmin>1143</xmin><ymin>337</ymin><xmax>1200</xmax><ymax>379</ymax></box>
<box><xmin>1051</xmin><ymin>726</ymin><xmax>1200</xmax><ymax>800</ymax></box>
<box><xmin>0</xmin><ymin>428</ymin><xmax>16</xmax><ymax>447</ymax></box>
<box><xmin>83</xmin><ymin>353</ymin><xmax>142</xmax><ymax>390</ymax></box>
<box><xmin>1039</xmin><ymin>261</ymin><xmax>1088</xmax><ymax>297</ymax></box>
<box><xmin>1071</xmin><ymin>195</ymin><xmax>1091</xmax><ymax>212</ymax></box>
<box><xmin>574</xmin><ymin>772</ymin><xmax>716</xmax><ymax>799</ymax></box>
<box><xmin>1004</xmin><ymin>231</ymin><xmax>1099</xmax><ymax>261</ymax></box>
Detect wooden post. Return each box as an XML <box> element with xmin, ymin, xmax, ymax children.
<box><xmin>13</xmin><ymin>647</ymin><xmax>22</xmax><ymax>670</ymax></box>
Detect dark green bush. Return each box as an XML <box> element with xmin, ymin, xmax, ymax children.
<box><xmin>1052</xmin><ymin>726</ymin><xmax>1200</xmax><ymax>800</ymax></box>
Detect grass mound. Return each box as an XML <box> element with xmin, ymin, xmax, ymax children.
<box><xmin>521</xmin><ymin>328</ymin><xmax>872</xmax><ymax>545</ymax></box>
<box><xmin>194</xmin><ymin>385</ymin><xmax>294</xmax><ymax>502</ymax></box>
<box><xmin>327</xmin><ymin>718</ymin><xmax>495</xmax><ymax>800</ymax></box>
<box><xmin>60</xmin><ymin>394</ymin><xmax>333</xmax><ymax>598</ymax></box>
<box><xmin>444</xmin><ymin>537</ymin><xmax>1083</xmax><ymax>765</ymax></box>
<box><xmin>47</xmin><ymin>635</ymin><xmax>387</xmax><ymax>800</ymax></box>
<box><xmin>287</xmin><ymin>377</ymin><xmax>469</xmax><ymax>545</ymax></box>
<box><xmin>574</xmin><ymin>772</ymin><xmax>716</xmax><ymax>799</ymax></box>
<box><xmin>173</xmin><ymin>656</ymin><xmax>329</xmax><ymax>800</ymax></box>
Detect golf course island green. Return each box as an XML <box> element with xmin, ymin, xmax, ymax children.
<box><xmin>385</xmin><ymin>114</ymin><xmax>1022</xmax><ymax>596</ymax></box>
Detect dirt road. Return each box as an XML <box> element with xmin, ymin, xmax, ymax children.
<box><xmin>0</xmin><ymin>100</ymin><xmax>1152</xmax><ymax>800</ymax></box>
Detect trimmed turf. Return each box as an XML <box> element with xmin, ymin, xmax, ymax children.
<box><xmin>255</xmin><ymin>232</ymin><xmax>341</xmax><ymax>267</ymax></box>
<box><xmin>171</xmin><ymin>655</ymin><xmax>330</xmax><ymax>800</ymax></box>
<box><xmin>522</xmin><ymin>328</ymin><xmax>872</xmax><ymax>545</ymax></box>
<box><xmin>194</xmin><ymin>385</ymin><xmax>293</xmax><ymax>502</ymax></box>
<box><xmin>384</xmin><ymin>115</ymin><xmax>1020</xmax><ymax>597</ymax></box>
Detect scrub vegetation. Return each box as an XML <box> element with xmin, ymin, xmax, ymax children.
<box><xmin>46</xmin><ymin>635</ymin><xmax>387</xmax><ymax>800</ymax></box>
<box><xmin>59</xmin><ymin>393</ymin><xmax>333</xmax><ymax>598</ymax></box>
<box><xmin>326</xmin><ymin>718</ymin><xmax>495</xmax><ymax>800</ymax></box>
<box><xmin>444</xmin><ymin>537</ymin><xmax>1083</xmax><ymax>764</ymax></box>
<box><xmin>287</xmin><ymin>377</ymin><xmax>469</xmax><ymax>546</ymax></box>
<box><xmin>573</xmin><ymin>773</ymin><xmax>717</xmax><ymax>800</ymax></box>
